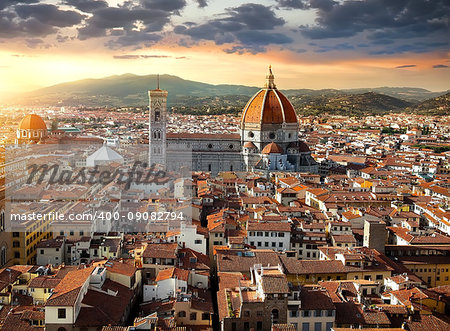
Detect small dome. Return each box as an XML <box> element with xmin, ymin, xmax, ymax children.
<box><xmin>19</xmin><ymin>114</ymin><xmax>47</xmax><ymax>131</ymax></box>
<box><xmin>288</xmin><ymin>141</ymin><xmax>311</xmax><ymax>153</ymax></box>
<box><xmin>243</xmin><ymin>141</ymin><xmax>257</xmax><ymax>149</ymax></box>
<box><xmin>241</xmin><ymin>66</ymin><xmax>297</xmax><ymax>126</ymax></box>
<box><xmin>262</xmin><ymin>142</ymin><xmax>284</xmax><ymax>155</ymax></box>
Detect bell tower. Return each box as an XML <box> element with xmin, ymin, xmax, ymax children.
<box><xmin>149</xmin><ymin>74</ymin><xmax>168</xmax><ymax>167</ymax></box>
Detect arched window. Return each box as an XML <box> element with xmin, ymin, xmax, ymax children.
<box><xmin>272</xmin><ymin>309</ymin><xmax>279</xmax><ymax>322</ymax></box>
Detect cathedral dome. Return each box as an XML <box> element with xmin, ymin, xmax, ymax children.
<box><xmin>18</xmin><ymin>114</ymin><xmax>47</xmax><ymax>131</ymax></box>
<box><xmin>241</xmin><ymin>66</ymin><xmax>297</xmax><ymax>125</ymax></box>
<box><xmin>261</xmin><ymin>142</ymin><xmax>284</xmax><ymax>154</ymax></box>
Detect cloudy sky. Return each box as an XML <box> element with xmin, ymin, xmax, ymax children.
<box><xmin>0</xmin><ymin>0</ymin><xmax>449</xmax><ymax>97</ymax></box>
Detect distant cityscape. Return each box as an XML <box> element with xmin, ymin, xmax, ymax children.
<box><xmin>0</xmin><ymin>64</ymin><xmax>449</xmax><ymax>331</ymax></box>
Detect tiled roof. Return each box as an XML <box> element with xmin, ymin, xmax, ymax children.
<box><xmin>247</xmin><ymin>221</ymin><xmax>291</xmax><ymax>232</ymax></box>
<box><xmin>217</xmin><ymin>250</ymin><xmax>281</xmax><ymax>273</ymax></box>
<box><xmin>142</xmin><ymin>243</ymin><xmax>178</xmax><ymax>259</ymax></box>
<box><xmin>103</xmin><ymin>259</ymin><xmax>137</xmax><ymax>277</ymax></box>
<box><xmin>46</xmin><ymin>267</ymin><xmax>93</xmax><ymax>306</ymax></box>
<box><xmin>406</xmin><ymin>314</ymin><xmax>450</xmax><ymax>331</ymax></box>
<box><xmin>28</xmin><ymin>276</ymin><xmax>61</xmax><ymax>289</ymax></box>
<box><xmin>155</xmin><ymin>267</ymin><xmax>189</xmax><ymax>282</ymax></box>
<box><xmin>75</xmin><ymin>279</ymin><xmax>133</xmax><ymax>327</ymax></box>
<box><xmin>261</xmin><ymin>273</ymin><xmax>289</xmax><ymax>294</ymax></box>
<box><xmin>299</xmin><ymin>286</ymin><xmax>335</xmax><ymax>310</ymax></box>
<box><xmin>280</xmin><ymin>256</ymin><xmax>351</xmax><ymax>275</ymax></box>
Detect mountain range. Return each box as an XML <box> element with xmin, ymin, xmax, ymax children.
<box><xmin>7</xmin><ymin>73</ymin><xmax>449</xmax><ymax>115</ymax></box>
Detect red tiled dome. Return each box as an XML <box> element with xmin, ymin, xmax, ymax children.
<box><xmin>243</xmin><ymin>141</ymin><xmax>257</xmax><ymax>149</ymax></box>
<box><xmin>241</xmin><ymin>67</ymin><xmax>297</xmax><ymax>125</ymax></box>
<box><xmin>261</xmin><ymin>142</ymin><xmax>284</xmax><ymax>154</ymax></box>
<box><xmin>18</xmin><ymin>114</ymin><xmax>47</xmax><ymax>131</ymax></box>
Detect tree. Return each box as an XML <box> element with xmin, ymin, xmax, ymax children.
<box><xmin>51</xmin><ymin>119</ymin><xmax>58</xmax><ymax>131</ymax></box>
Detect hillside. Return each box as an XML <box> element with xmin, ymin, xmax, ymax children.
<box><xmin>407</xmin><ymin>92</ymin><xmax>450</xmax><ymax>115</ymax></box>
<box><xmin>15</xmin><ymin>74</ymin><xmax>259</xmax><ymax>107</ymax></box>
<box><xmin>171</xmin><ymin>92</ymin><xmax>414</xmax><ymax>116</ymax></box>
<box><xmin>289</xmin><ymin>92</ymin><xmax>413</xmax><ymax>116</ymax></box>
<box><xmin>6</xmin><ymin>73</ymin><xmax>448</xmax><ymax>115</ymax></box>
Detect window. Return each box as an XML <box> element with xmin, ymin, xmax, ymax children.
<box><xmin>178</xmin><ymin>311</ymin><xmax>186</xmax><ymax>318</ymax></box>
<box><xmin>244</xmin><ymin>310</ymin><xmax>250</xmax><ymax>317</ymax></box>
<box><xmin>257</xmin><ymin>310</ymin><xmax>263</xmax><ymax>316</ymax></box>
<box><xmin>194</xmin><ymin>239</ymin><xmax>202</xmax><ymax>244</ymax></box>
<box><xmin>257</xmin><ymin>321</ymin><xmax>263</xmax><ymax>331</ymax></box>
<box><xmin>272</xmin><ymin>242</ymin><xmax>276</xmax><ymax>247</ymax></box>
<box><xmin>265</xmin><ymin>242</ymin><xmax>269</xmax><ymax>247</ymax></box>
<box><xmin>272</xmin><ymin>309</ymin><xmax>279</xmax><ymax>322</ymax></box>
<box><xmin>326</xmin><ymin>322</ymin><xmax>333</xmax><ymax>331</ymax></box>
<box><xmin>189</xmin><ymin>257</ymin><xmax>197</xmax><ymax>263</ymax></box>
<box><xmin>190</xmin><ymin>312</ymin><xmax>197</xmax><ymax>320</ymax></box>
<box><xmin>58</xmin><ymin>308</ymin><xmax>66</xmax><ymax>319</ymax></box>
<box><xmin>14</xmin><ymin>252</ymin><xmax>20</xmax><ymax>258</ymax></box>
<box><xmin>303</xmin><ymin>310</ymin><xmax>310</xmax><ymax>317</ymax></box>
<box><xmin>327</xmin><ymin>310</ymin><xmax>334</xmax><ymax>317</ymax></box>
<box><xmin>314</xmin><ymin>322</ymin><xmax>322</xmax><ymax>331</ymax></box>
<box><xmin>315</xmin><ymin>310</ymin><xmax>321</xmax><ymax>317</ymax></box>
<box><xmin>0</xmin><ymin>247</ymin><xmax>6</xmax><ymax>266</ymax></box>
<box><xmin>69</xmin><ymin>231</ymin><xmax>74</xmax><ymax>236</ymax></box>
<box><xmin>290</xmin><ymin>310</ymin><xmax>298</xmax><ymax>317</ymax></box>
<box><xmin>302</xmin><ymin>323</ymin><xmax>310</xmax><ymax>331</ymax></box>
<box><xmin>13</xmin><ymin>232</ymin><xmax>20</xmax><ymax>237</ymax></box>
<box><xmin>202</xmin><ymin>313</ymin><xmax>209</xmax><ymax>320</ymax></box>
<box><xmin>13</xmin><ymin>241</ymin><xmax>20</xmax><ymax>248</ymax></box>
<box><xmin>80</xmin><ymin>231</ymin><xmax>84</xmax><ymax>236</ymax></box>
<box><xmin>40</xmin><ymin>249</ymin><xmax>44</xmax><ymax>254</ymax></box>
<box><xmin>244</xmin><ymin>322</ymin><xmax>250</xmax><ymax>331</ymax></box>
<box><xmin>60</xmin><ymin>231</ymin><xmax>64</xmax><ymax>236</ymax></box>
<box><xmin>376</xmin><ymin>274</ymin><xmax>383</xmax><ymax>280</ymax></box>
